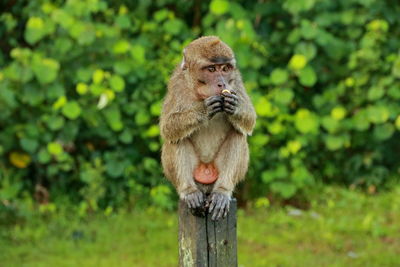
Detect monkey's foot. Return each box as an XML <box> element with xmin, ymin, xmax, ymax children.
<box><xmin>206</xmin><ymin>192</ymin><xmax>230</xmax><ymax>221</ymax></box>
<box><xmin>184</xmin><ymin>190</ymin><xmax>204</xmax><ymax>209</ymax></box>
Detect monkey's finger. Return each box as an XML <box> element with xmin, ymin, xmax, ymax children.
<box><xmin>224</xmin><ymin>102</ymin><xmax>236</xmax><ymax>110</ymax></box>
<box><xmin>208</xmin><ymin>197</ymin><xmax>217</xmax><ymax>214</ymax></box>
<box><xmin>223</xmin><ymin>96</ymin><xmax>238</xmax><ymax>105</ymax></box>
<box><xmin>212</xmin><ymin>106</ymin><xmax>223</xmax><ymax>113</ymax></box>
<box><xmin>212</xmin><ymin>208</ymin><xmax>220</xmax><ymax>221</ymax></box>
<box><xmin>223</xmin><ymin>207</ymin><xmax>228</xmax><ymax>218</ymax></box>
<box><xmin>198</xmin><ymin>193</ymin><xmax>204</xmax><ymax>205</ymax></box>
<box><xmin>224</xmin><ymin>108</ymin><xmax>235</xmax><ymax>115</ymax></box>
<box><xmin>216</xmin><ymin>205</ymin><xmax>225</xmax><ymax>220</ymax></box>
<box><xmin>209</xmin><ymin>107</ymin><xmax>223</xmax><ymax>117</ymax></box>
<box><xmin>196</xmin><ymin>193</ymin><xmax>203</xmax><ymax>207</ymax></box>
<box><xmin>205</xmin><ymin>95</ymin><xmax>223</xmax><ymax>106</ymax></box>
<box><xmin>223</xmin><ymin>97</ymin><xmax>239</xmax><ymax>106</ymax></box>
<box><xmin>186</xmin><ymin>198</ymin><xmax>193</xmax><ymax>209</ymax></box>
<box><xmin>223</xmin><ymin>200</ymin><xmax>230</xmax><ymax>218</ymax></box>
<box><xmin>210</xmin><ymin>101</ymin><xmax>223</xmax><ymax>109</ymax></box>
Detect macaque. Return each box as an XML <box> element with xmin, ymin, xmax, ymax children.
<box><xmin>160</xmin><ymin>36</ymin><xmax>256</xmax><ymax>220</ymax></box>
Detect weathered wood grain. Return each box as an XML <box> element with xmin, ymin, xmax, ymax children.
<box><xmin>178</xmin><ymin>199</ymin><xmax>237</xmax><ymax>267</ymax></box>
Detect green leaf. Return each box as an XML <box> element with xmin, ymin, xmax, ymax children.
<box><xmin>113</xmin><ymin>61</ymin><xmax>132</xmax><ymax>75</ymax></box>
<box><xmin>300</xmin><ymin>20</ymin><xmax>318</xmax><ymax>40</ymax></box>
<box><xmin>321</xmin><ymin>116</ymin><xmax>339</xmax><ymax>133</ymax></box>
<box><xmin>274</xmin><ymin>89</ymin><xmax>294</xmax><ymax>105</ymax></box>
<box><xmin>47</xmin><ymin>142</ymin><xmax>63</xmax><ymax>156</ymax></box>
<box><xmin>62</xmin><ymin>101</ymin><xmax>82</xmax><ymax>120</ymax></box>
<box><xmin>135</xmin><ymin>111</ymin><xmax>150</xmax><ymax>126</ymax></box>
<box><xmin>331</xmin><ymin>106</ymin><xmax>346</xmax><ymax>120</ymax></box>
<box><xmin>104</xmin><ymin>106</ymin><xmax>124</xmax><ymax>131</ymax></box>
<box><xmin>119</xmin><ymin>130</ymin><xmax>133</xmax><ymax>144</ymax></box>
<box><xmin>20</xmin><ymin>138</ymin><xmax>38</xmax><ymax>153</ymax></box>
<box><xmin>352</xmin><ymin>110</ymin><xmax>370</xmax><ymax>131</ymax></box>
<box><xmin>251</xmin><ymin>134</ymin><xmax>270</xmax><ymax>147</ymax></box>
<box><xmin>373</xmin><ymin>123</ymin><xmax>394</xmax><ymax>141</ymax></box>
<box><xmin>150</xmin><ymin>101</ymin><xmax>162</xmax><ymax>116</ymax></box>
<box><xmin>255</xmin><ymin>97</ymin><xmax>277</xmax><ymax>117</ymax></box>
<box><xmin>367</xmin><ymin>105</ymin><xmax>389</xmax><ymax>124</ymax></box>
<box><xmin>325</xmin><ymin>135</ymin><xmax>344</xmax><ymax>151</ymax></box>
<box><xmin>210</xmin><ymin>0</ymin><xmax>230</xmax><ymax>15</ymax></box>
<box><xmin>387</xmin><ymin>86</ymin><xmax>400</xmax><ymax>99</ymax></box>
<box><xmin>283</xmin><ymin>0</ymin><xmax>316</xmax><ymax>14</ymax></box>
<box><xmin>294</xmin><ymin>109</ymin><xmax>319</xmax><ymax>134</ymax></box>
<box><xmin>113</xmin><ymin>40</ymin><xmax>130</xmax><ymax>54</ymax></box>
<box><xmin>145</xmin><ymin>125</ymin><xmax>160</xmax><ymax>137</ymax></box>
<box><xmin>131</xmin><ymin>45</ymin><xmax>146</xmax><ymax>64</ymax></box>
<box><xmin>106</xmin><ymin>160</ymin><xmax>126</xmax><ymax>178</ymax></box>
<box><xmin>367</xmin><ymin>86</ymin><xmax>384</xmax><ymax>101</ymax></box>
<box><xmin>270</xmin><ymin>68</ymin><xmax>289</xmax><ymax>85</ymax></box>
<box><xmin>289</xmin><ymin>54</ymin><xmax>307</xmax><ymax>70</ymax></box>
<box><xmin>92</xmin><ymin>69</ymin><xmax>104</xmax><ymax>84</ymax></box>
<box><xmin>295</xmin><ymin>42</ymin><xmax>317</xmax><ymax>60</ymax></box>
<box><xmin>392</xmin><ymin>57</ymin><xmax>400</xmax><ymax>78</ymax></box>
<box><xmin>270</xmin><ymin>182</ymin><xmax>297</xmax><ymax>198</ymax></box>
<box><xmin>69</xmin><ymin>23</ymin><xmax>95</xmax><ymax>45</ymax></box>
<box><xmin>115</xmin><ymin>15</ymin><xmax>131</xmax><ymax>29</ymax></box>
<box><xmin>396</xmin><ymin>116</ymin><xmax>400</xmax><ymax>130</ymax></box>
<box><xmin>32</xmin><ymin>56</ymin><xmax>60</xmax><ymax>84</ymax></box>
<box><xmin>47</xmin><ymin>116</ymin><xmax>65</xmax><ymax>131</ymax></box>
<box><xmin>38</xmin><ymin>148</ymin><xmax>51</xmax><ymax>164</ymax></box>
<box><xmin>109</xmin><ymin>75</ymin><xmax>125</xmax><ymax>92</ymax></box>
<box><xmin>299</xmin><ymin>66</ymin><xmax>317</xmax><ymax>87</ymax></box>
<box><xmin>3</xmin><ymin>62</ymin><xmax>33</xmax><ymax>83</ymax></box>
<box><xmin>154</xmin><ymin>9</ymin><xmax>169</xmax><ymax>22</ymax></box>
<box><xmin>163</xmin><ymin>19</ymin><xmax>183</xmax><ymax>35</ymax></box>
<box><xmin>25</xmin><ymin>17</ymin><xmax>46</xmax><ymax>44</ymax></box>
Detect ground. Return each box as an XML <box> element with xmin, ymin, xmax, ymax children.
<box><xmin>1</xmin><ymin>187</ymin><xmax>399</xmax><ymax>267</ymax></box>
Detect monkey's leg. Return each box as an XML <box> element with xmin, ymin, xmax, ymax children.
<box><xmin>208</xmin><ymin>132</ymin><xmax>249</xmax><ymax>220</ymax></box>
<box><xmin>172</xmin><ymin>140</ymin><xmax>204</xmax><ymax>209</ymax></box>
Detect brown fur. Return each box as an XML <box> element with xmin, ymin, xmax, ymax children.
<box><xmin>160</xmin><ymin>36</ymin><xmax>256</xmax><ymax>199</ymax></box>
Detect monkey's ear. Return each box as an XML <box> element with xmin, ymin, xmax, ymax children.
<box><xmin>180</xmin><ymin>48</ymin><xmax>188</xmax><ymax>70</ymax></box>
<box><xmin>231</xmin><ymin>58</ymin><xmax>237</xmax><ymax>68</ymax></box>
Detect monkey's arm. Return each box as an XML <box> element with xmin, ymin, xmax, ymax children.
<box><xmin>160</xmin><ymin>99</ymin><xmax>207</xmax><ymax>142</ymax></box>
<box><xmin>224</xmin><ymin>87</ymin><xmax>256</xmax><ymax>136</ymax></box>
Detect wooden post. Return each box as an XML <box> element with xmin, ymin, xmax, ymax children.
<box><xmin>178</xmin><ymin>198</ymin><xmax>237</xmax><ymax>267</ymax></box>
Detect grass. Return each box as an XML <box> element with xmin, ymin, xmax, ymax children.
<box><xmin>1</xmin><ymin>186</ymin><xmax>399</xmax><ymax>267</ymax></box>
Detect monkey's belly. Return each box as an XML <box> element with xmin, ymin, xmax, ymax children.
<box><xmin>191</xmin><ymin>113</ymin><xmax>232</xmax><ymax>163</ymax></box>
<box><xmin>190</xmin><ymin>114</ymin><xmax>232</xmax><ymax>184</ymax></box>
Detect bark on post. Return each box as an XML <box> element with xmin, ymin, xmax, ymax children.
<box><xmin>178</xmin><ymin>198</ymin><xmax>237</xmax><ymax>267</ymax></box>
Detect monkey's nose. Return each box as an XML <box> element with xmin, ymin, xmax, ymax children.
<box><xmin>217</xmin><ymin>83</ymin><xmax>225</xmax><ymax>88</ymax></box>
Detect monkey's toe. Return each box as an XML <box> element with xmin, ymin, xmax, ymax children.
<box><xmin>207</xmin><ymin>192</ymin><xmax>230</xmax><ymax>221</ymax></box>
<box><xmin>184</xmin><ymin>191</ymin><xmax>204</xmax><ymax>209</ymax></box>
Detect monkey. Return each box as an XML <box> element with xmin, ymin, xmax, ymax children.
<box><xmin>160</xmin><ymin>36</ymin><xmax>256</xmax><ymax>220</ymax></box>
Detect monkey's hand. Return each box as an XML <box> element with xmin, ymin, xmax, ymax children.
<box><xmin>222</xmin><ymin>91</ymin><xmax>239</xmax><ymax>115</ymax></box>
<box><xmin>206</xmin><ymin>192</ymin><xmax>230</xmax><ymax>221</ymax></box>
<box><xmin>204</xmin><ymin>95</ymin><xmax>224</xmax><ymax>118</ymax></box>
<box><xmin>184</xmin><ymin>190</ymin><xmax>204</xmax><ymax>209</ymax></box>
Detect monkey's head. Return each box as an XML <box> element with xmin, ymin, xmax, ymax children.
<box><xmin>181</xmin><ymin>36</ymin><xmax>237</xmax><ymax>100</ymax></box>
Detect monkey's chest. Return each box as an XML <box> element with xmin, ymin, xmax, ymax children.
<box><xmin>190</xmin><ymin>113</ymin><xmax>232</xmax><ymax>163</ymax></box>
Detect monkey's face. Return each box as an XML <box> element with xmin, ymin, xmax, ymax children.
<box><xmin>194</xmin><ymin>63</ymin><xmax>235</xmax><ymax>100</ymax></box>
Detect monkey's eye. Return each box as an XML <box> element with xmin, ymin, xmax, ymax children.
<box><xmin>207</xmin><ymin>66</ymin><xmax>216</xmax><ymax>72</ymax></box>
<box><xmin>222</xmin><ymin>65</ymin><xmax>231</xmax><ymax>72</ymax></box>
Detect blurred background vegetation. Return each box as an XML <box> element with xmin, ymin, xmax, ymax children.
<box><xmin>1</xmin><ymin>0</ymin><xmax>400</xmax><ymax>265</ymax></box>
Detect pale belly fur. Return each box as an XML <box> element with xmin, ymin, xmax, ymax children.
<box><xmin>190</xmin><ymin>113</ymin><xmax>232</xmax><ymax>163</ymax></box>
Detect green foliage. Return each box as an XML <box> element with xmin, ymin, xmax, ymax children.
<box><xmin>0</xmin><ymin>0</ymin><xmax>400</xmax><ymax>213</ymax></box>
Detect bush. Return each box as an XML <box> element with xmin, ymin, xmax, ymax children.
<box><xmin>0</xmin><ymin>0</ymin><xmax>399</xmax><ymax>213</ymax></box>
